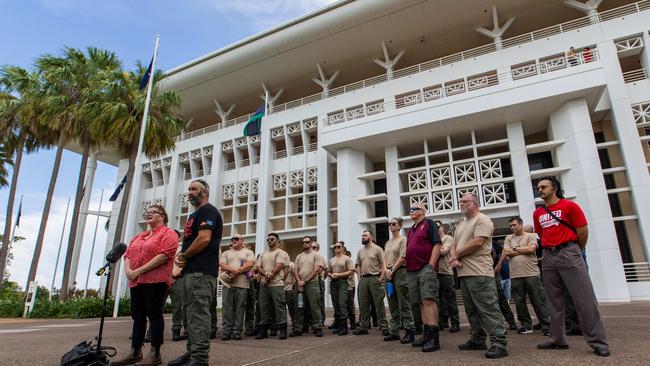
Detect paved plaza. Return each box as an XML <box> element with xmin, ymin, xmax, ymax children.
<box><xmin>1</xmin><ymin>301</ymin><xmax>648</xmax><ymax>365</ymax></box>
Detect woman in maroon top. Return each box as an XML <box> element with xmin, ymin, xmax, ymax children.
<box><xmin>112</xmin><ymin>205</ymin><xmax>179</xmax><ymax>366</ymax></box>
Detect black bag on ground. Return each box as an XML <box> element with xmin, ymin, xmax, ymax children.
<box><xmin>60</xmin><ymin>341</ymin><xmax>116</xmax><ymax>366</ymax></box>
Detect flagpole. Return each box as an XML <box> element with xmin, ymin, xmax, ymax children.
<box><xmin>4</xmin><ymin>194</ymin><xmax>22</xmax><ymax>273</ymax></box>
<box><xmin>83</xmin><ymin>189</ymin><xmax>104</xmax><ymax>297</ymax></box>
<box><xmin>113</xmin><ymin>34</ymin><xmax>161</xmax><ymax>317</ymax></box>
<box><xmin>51</xmin><ymin>196</ymin><xmax>71</xmax><ymax>300</ymax></box>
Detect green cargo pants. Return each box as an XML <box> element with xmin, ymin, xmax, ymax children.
<box><xmin>460</xmin><ymin>276</ymin><xmax>508</xmax><ymax>349</ymax></box>
<box><xmin>183</xmin><ymin>272</ymin><xmax>217</xmax><ymax>363</ymax></box>
<box><xmin>438</xmin><ymin>273</ymin><xmax>460</xmax><ymax>328</ymax></box>
<box><xmin>245</xmin><ymin>281</ymin><xmax>256</xmax><ymax>332</ymax></box>
<box><xmin>330</xmin><ymin>278</ymin><xmax>348</xmax><ymax>324</ymax></box>
<box><xmin>259</xmin><ymin>285</ymin><xmax>287</xmax><ymax>326</ymax></box>
<box><xmin>511</xmin><ymin>276</ymin><xmax>550</xmax><ymax>330</ymax></box>
<box><xmin>495</xmin><ymin>273</ymin><xmax>516</xmax><ymax>326</ymax></box>
<box><xmin>386</xmin><ymin>267</ymin><xmax>414</xmax><ymax>335</ymax></box>
<box><xmin>358</xmin><ymin>275</ymin><xmax>387</xmax><ymax>331</ymax></box>
<box><xmin>170</xmin><ymin>276</ymin><xmax>187</xmax><ymax>333</ymax></box>
<box><xmin>222</xmin><ymin>286</ymin><xmax>248</xmax><ymax>337</ymax></box>
<box><xmin>295</xmin><ymin>280</ymin><xmax>322</xmax><ymax>331</ymax></box>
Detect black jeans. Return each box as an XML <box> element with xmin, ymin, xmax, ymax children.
<box><xmin>130</xmin><ymin>282</ymin><xmax>169</xmax><ymax>349</ymax></box>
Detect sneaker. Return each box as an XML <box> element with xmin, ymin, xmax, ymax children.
<box><xmin>485</xmin><ymin>345</ymin><xmax>508</xmax><ymax>359</ymax></box>
<box><xmin>458</xmin><ymin>340</ymin><xmax>488</xmax><ymax>350</ymax></box>
<box><xmin>537</xmin><ymin>341</ymin><xmax>569</xmax><ymax>350</ymax></box>
<box><xmin>518</xmin><ymin>327</ymin><xmax>533</xmax><ymax>334</ymax></box>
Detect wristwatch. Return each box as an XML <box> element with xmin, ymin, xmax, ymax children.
<box><xmin>179</xmin><ymin>252</ymin><xmax>188</xmax><ymax>261</ymax></box>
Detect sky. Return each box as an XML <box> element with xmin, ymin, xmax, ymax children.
<box><xmin>0</xmin><ymin>0</ymin><xmax>336</xmax><ymax>292</ymax></box>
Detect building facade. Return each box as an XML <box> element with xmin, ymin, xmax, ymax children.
<box><xmin>106</xmin><ymin>0</ymin><xmax>650</xmax><ymax>301</ymax></box>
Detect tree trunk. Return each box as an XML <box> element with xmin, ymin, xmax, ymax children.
<box><xmin>25</xmin><ymin>138</ymin><xmax>64</xmax><ymax>293</ymax></box>
<box><xmin>0</xmin><ymin>135</ymin><xmax>25</xmax><ymax>293</ymax></box>
<box><xmin>107</xmin><ymin>141</ymin><xmax>138</xmax><ymax>295</ymax></box>
<box><xmin>60</xmin><ymin>138</ymin><xmax>90</xmax><ymax>299</ymax></box>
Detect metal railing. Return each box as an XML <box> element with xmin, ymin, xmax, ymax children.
<box><xmin>623</xmin><ymin>68</ymin><xmax>648</xmax><ymax>83</ymax></box>
<box><xmin>175</xmin><ymin>113</ymin><xmax>253</xmax><ymax>142</ymax></box>
<box><xmin>623</xmin><ymin>262</ymin><xmax>650</xmax><ymax>282</ymax></box>
<box><xmin>326</xmin><ymin>50</ymin><xmax>598</xmax><ymax>126</ymax></box>
<box><xmin>183</xmin><ymin>171</ymin><xmax>191</xmax><ymax>180</ymax></box>
<box><xmin>291</xmin><ymin>145</ymin><xmax>304</xmax><ymax>156</ymax></box>
<box><xmin>240</xmin><ymin>158</ymin><xmax>250</xmax><ymax>167</ymax></box>
<box><xmin>307</xmin><ymin>142</ymin><xmax>318</xmax><ymax>152</ymax></box>
<box><xmin>274</xmin><ymin>150</ymin><xmax>287</xmax><ymax>159</ymax></box>
<box><xmin>225</xmin><ymin>161</ymin><xmax>236</xmax><ymax>171</ymax></box>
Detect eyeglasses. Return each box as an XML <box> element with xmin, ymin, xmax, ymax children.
<box><xmin>333</xmin><ymin>245</ymin><xmax>342</xmax><ymax>248</ymax></box>
<box><xmin>409</xmin><ymin>207</ymin><xmax>421</xmax><ymax>212</ymax></box>
<box><xmin>302</xmin><ymin>241</ymin><xmax>311</xmax><ymax>244</ymax></box>
<box><xmin>143</xmin><ymin>211</ymin><xmax>162</xmax><ymax>218</ymax></box>
<box><xmin>389</xmin><ymin>222</ymin><xmax>398</xmax><ymax>226</ymax></box>
<box><xmin>459</xmin><ymin>200</ymin><xmax>475</xmax><ymax>204</ymax></box>
<box><xmin>231</xmin><ymin>237</ymin><xmax>241</xmax><ymax>242</ymax></box>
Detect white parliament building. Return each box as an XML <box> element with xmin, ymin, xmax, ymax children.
<box><xmin>97</xmin><ymin>0</ymin><xmax>650</xmax><ymax>302</ymax></box>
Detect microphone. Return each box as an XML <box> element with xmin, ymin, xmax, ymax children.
<box><xmin>96</xmin><ymin>242</ymin><xmax>128</xmax><ymax>276</ymax></box>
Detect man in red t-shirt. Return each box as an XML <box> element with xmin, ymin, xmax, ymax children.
<box><xmin>533</xmin><ymin>176</ymin><xmax>609</xmax><ymax>357</ymax></box>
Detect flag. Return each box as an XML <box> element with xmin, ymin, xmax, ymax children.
<box><xmin>139</xmin><ymin>58</ymin><xmax>153</xmax><ymax>90</ymax></box>
<box><xmin>109</xmin><ymin>175</ymin><xmax>127</xmax><ymax>202</ymax></box>
<box><xmin>243</xmin><ymin>104</ymin><xmax>265</xmax><ymax>137</ymax></box>
<box><xmin>15</xmin><ymin>200</ymin><xmax>22</xmax><ymax>228</ymax></box>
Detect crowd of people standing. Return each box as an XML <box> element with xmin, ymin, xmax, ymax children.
<box><xmin>110</xmin><ymin>175</ymin><xmax>610</xmax><ymax>365</ymax></box>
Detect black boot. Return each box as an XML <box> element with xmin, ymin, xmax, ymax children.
<box><xmin>255</xmin><ymin>325</ymin><xmax>268</xmax><ymax>339</ymax></box>
<box><xmin>278</xmin><ymin>323</ymin><xmax>288</xmax><ymax>340</ymax></box>
<box><xmin>269</xmin><ymin>324</ymin><xmax>278</xmax><ymax>337</ymax></box>
<box><xmin>172</xmin><ymin>329</ymin><xmax>182</xmax><ymax>342</ymax></box>
<box><xmin>338</xmin><ymin>323</ymin><xmax>348</xmax><ymax>336</ymax></box>
<box><xmin>422</xmin><ymin>325</ymin><xmax>440</xmax><ymax>352</ymax></box>
<box><xmin>401</xmin><ymin>330</ymin><xmax>414</xmax><ymax>344</ymax></box>
<box><xmin>332</xmin><ymin>319</ymin><xmax>340</xmax><ymax>334</ymax></box>
<box><xmin>412</xmin><ymin>327</ymin><xmax>428</xmax><ymax>347</ymax></box>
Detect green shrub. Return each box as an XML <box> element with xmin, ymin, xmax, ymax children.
<box><xmin>0</xmin><ymin>299</ymin><xmax>23</xmax><ymax>318</ymax></box>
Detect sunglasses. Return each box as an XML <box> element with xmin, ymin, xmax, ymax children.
<box><xmin>267</xmin><ymin>238</ymin><xmax>276</xmax><ymax>242</ymax></box>
<box><xmin>409</xmin><ymin>207</ymin><xmax>421</xmax><ymax>212</ymax></box>
<box><xmin>302</xmin><ymin>241</ymin><xmax>311</xmax><ymax>244</ymax></box>
<box><xmin>231</xmin><ymin>237</ymin><xmax>241</xmax><ymax>242</ymax></box>
<box><xmin>333</xmin><ymin>245</ymin><xmax>342</xmax><ymax>249</ymax></box>
<box><xmin>389</xmin><ymin>222</ymin><xmax>398</xmax><ymax>226</ymax></box>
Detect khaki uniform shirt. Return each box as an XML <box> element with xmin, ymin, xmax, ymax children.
<box><xmin>316</xmin><ymin>252</ymin><xmax>327</xmax><ymax>280</ymax></box>
<box><xmin>295</xmin><ymin>250</ymin><xmax>323</xmax><ymax>282</ymax></box>
<box><xmin>454</xmin><ymin>212</ymin><xmax>494</xmax><ymax>278</ymax></box>
<box><xmin>257</xmin><ymin>248</ymin><xmax>290</xmax><ymax>287</ymax></box>
<box><xmin>219</xmin><ymin>248</ymin><xmax>255</xmax><ymax>288</ymax></box>
<box><xmin>356</xmin><ymin>243</ymin><xmax>384</xmax><ymax>276</ymax></box>
<box><xmin>438</xmin><ymin>235</ymin><xmax>454</xmax><ymax>275</ymax></box>
<box><xmin>284</xmin><ymin>261</ymin><xmax>296</xmax><ymax>291</ymax></box>
<box><xmin>346</xmin><ymin>255</ymin><xmax>356</xmax><ymax>290</ymax></box>
<box><xmin>504</xmin><ymin>233</ymin><xmax>540</xmax><ymax>278</ymax></box>
<box><xmin>329</xmin><ymin>255</ymin><xmax>355</xmax><ymax>277</ymax></box>
<box><xmin>384</xmin><ymin>236</ymin><xmax>406</xmax><ymax>269</ymax></box>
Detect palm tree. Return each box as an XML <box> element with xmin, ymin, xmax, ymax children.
<box><xmin>0</xmin><ymin>68</ymin><xmax>44</xmax><ymax>294</ymax></box>
<box><xmin>0</xmin><ymin>142</ymin><xmax>13</xmax><ymax>188</ymax></box>
<box><xmin>96</xmin><ymin>62</ymin><xmax>185</xmax><ymax>277</ymax></box>
<box><xmin>36</xmin><ymin>47</ymin><xmax>122</xmax><ymax>299</ymax></box>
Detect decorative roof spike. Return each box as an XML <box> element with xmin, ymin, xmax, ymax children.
<box><xmin>475</xmin><ymin>5</ymin><xmax>516</xmax><ymax>50</ymax></box>
<box><xmin>373</xmin><ymin>41</ymin><xmax>405</xmax><ymax>80</ymax></box>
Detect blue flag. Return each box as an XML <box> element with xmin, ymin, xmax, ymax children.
<box><xmin>139</xmin><ymin>58</ymin><xmax>153</xmax><ymax>90</ymax></box>
<box><xmin>243</xmin><ymin>104</ymin><xmax>265</xmax><ymax>137</ymax></box>
<box><xmin>109</xmin><ymin>175</ymin><xmax>127</xmax><ymax>202</ymax></box>
<box><xmin>15</xmin><ymin>200</ymin><xmax>22</xmax><ymax>228</ymax></box>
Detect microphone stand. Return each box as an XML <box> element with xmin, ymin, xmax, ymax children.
<box><xmin>95</xmin><ymin>263</ymin><xmax>113</xmax><ymax>362</ymax></box>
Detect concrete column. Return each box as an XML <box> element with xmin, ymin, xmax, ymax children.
<box><xmin>336</xmin><ymin>148</ymin><xmax>371</xmax><ymax>262</ymax></box>
<box><xmin>548</xmin><ymin>98</ymin><xmax>629</xmax><ymax>302</ymax></box>
<box><xmin>316</xmin><ymin>148</ymin><xmax>331</xmax><ymax>256</ymax></box>
<box><xmin>165</xmin><ymin>154</ymin><xmax>182</xmax><ymax>227</ymax></box>
<box><xmin>68</xmin><ymin>151</ymin><xmax>97</xmax><ymax>290</ymax></box>
<box><xmin>385</xmin><ymin>146</ymin><xmax>402</xmax><ymax>218</ymax></box>
<box><xmin>103</xmin><ymin>158</ymin><xmax>129</xmax><ymax>296</ymax></box>
<box><xmin>255</xmin><ymin>119</ymin><xmax>273</xmax><ymax>257</ymax></box>
<box><xmin>506</xmin><ymin>122</ymin><xmax>536</xmax><ymax>223</ymax></box>
<box><xmin>598</xmin><ymin>40</ymin><xmax>650</xmax><ymax>261</ymax></box>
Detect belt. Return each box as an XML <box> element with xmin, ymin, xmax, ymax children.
<box><xmin>361</xmin><ymin>273</ymin><xmax>379</xmax><ymax>278</ymax></box>
<box><xmin>544</xmin><ymin>241</ymin><xmax>576</xmax><ymax>253</ymax></box>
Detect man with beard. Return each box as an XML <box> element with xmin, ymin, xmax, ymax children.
<box><xmin>353</xmin><ymin>230</ymin><xmax>388</xmax><ymax>336</ymax></box>
<box><xmin>169</xmin><ymin>179</ymin><xmax>223</xmax><ymax>366</ymax></box>
<box><xmin>534</xmin><ymin>176</ymin><xmax>609</xmax><ymax>357</ymax></box>
<box><xmin>290</xmin><ymin>236</ymin><xmax>324</xmax><ymax>337</ymax></box>
<box><xmin>219</xmin><ymin>234</ymin><xmax>255</xmax><ymax>341</ymax></box>
<box><xmin>255</xmin><ymin>232</ymin><xmax>290</xmax><ymax>340</ymax></box>
<box><xmin>450</xmin><ymin>193</ymin><xmax>508</xmax><ymax>359</ymax></box>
